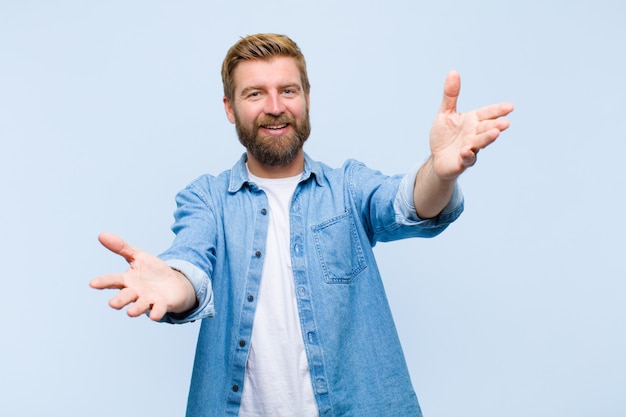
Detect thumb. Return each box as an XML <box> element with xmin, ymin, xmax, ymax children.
<box><xmin>98</xmin><ymin>232</ymin><xmax>137</xmax><ymax>262</ymax></box>
<box><xmin>440</xmin><ymin>70</ymin><xmax>461</xmax><ymax>114</ymax></box>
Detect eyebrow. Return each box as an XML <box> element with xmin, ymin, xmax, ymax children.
<box><xmin>239</xmin><ymin>86</ymin><xmax>260</xmax><ymax>97</ymax></box>
<box><xmin>239</xmin><ymin>83</ymin><xmax>302</xmax><ymax>98</ymax></box>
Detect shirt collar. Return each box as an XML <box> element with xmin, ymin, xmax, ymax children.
<box><xmin>228</xmin><ymin>152</ymin><xmax>324</xmax><ymax>193</ymax></box>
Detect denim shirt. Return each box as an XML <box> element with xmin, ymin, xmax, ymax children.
<box><xmin>159</xmin><ymin>153</ymin><xmax>463</xmax><ymax>417</ymax></box>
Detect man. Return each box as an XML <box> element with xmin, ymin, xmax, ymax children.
<box><xmin>90</xmin><ymin>33</ymin><xmax>513</xmax><ymax>417</ymax></box>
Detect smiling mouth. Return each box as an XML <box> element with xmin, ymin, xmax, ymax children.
<box><xmin>263</xmin><ymin>123</ymin><xmax>288</xmax><ymax>130</ymax></box>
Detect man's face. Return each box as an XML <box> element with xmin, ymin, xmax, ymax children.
<box><xmin>224</xmin><ymin>56</ymin><xmax>311</xmax><ymax>167</ymax></box>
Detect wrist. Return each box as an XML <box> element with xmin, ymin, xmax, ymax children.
<box><xmin>413</xmin><ymin>156</ymin><xmax>457</xmax><ymax>219</ymax></box>
<box><xmin>170</xmin><ymin>268</ymin><xmax>198</xmax><ymax>314</ymax></box>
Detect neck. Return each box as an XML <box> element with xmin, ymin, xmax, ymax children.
<box><xmin>246</xmin><ymin>151</ymin><xmax>305</xmax><ymax>179</ymax></box>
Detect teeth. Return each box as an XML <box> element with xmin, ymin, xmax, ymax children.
<box><xmin>265</xmin><ymin>124</ymin><xmax>287</xmax><ymax>130</ymax></box>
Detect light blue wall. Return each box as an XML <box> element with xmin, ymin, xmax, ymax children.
<box><xmin>1</xmin><ymin>1</ymin><xmax>624</xmax><ymax>416</ymax></box>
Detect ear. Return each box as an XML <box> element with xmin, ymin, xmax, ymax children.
<box><xmin>223</xmin><ymin>96</ymin><xmax>236</xmax><ymax>124</ymax></box>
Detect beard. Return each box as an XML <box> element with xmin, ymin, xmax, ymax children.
<box><xmin>234</xmin><ymin>109</ymin><xmax>311</xmax><ymax>167</ymax></box>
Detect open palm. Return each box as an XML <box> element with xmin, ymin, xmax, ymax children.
<box><xmin>90</xmin><ymin>232</ymin><xmax>196</xmax><ymax>321</ymax></box>
<box><xmin>430</xmin><ymin>71</ymin><xmax>514</xmax><ymax>180</ymax></box>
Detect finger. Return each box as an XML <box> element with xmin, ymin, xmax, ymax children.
<box><xmin>89</xmin><ymin>273</ymin><xmax>125</xmax><ymax>290</ymax></box>
<box><xmin>476</xmin><ymin>118</ymin><xmax>511</xmax><ymax>135</ymax></box>
<box><xmin>148</xmin><ymin>303</ymin><xmax>167</xmax><ymax>322</ymax></box>
<box><xmin>127</xmin><ymin>296</ymin><xmax>167</xmax><ymax>320</ymax></box>
<box><xmin>127</xmin><ymin>297</ymin><xmax>153</xmax><ymax>317</ymax></box>
<box><xmin>109</xmin><ymin>287</ymin><xmax>139</xmax><ymax>310</ymax></box>
<box><xmin>98</xmin><ymin>232</ymin><xmax>138</xmax><ymax>263</ymax></box>
<box><xmin>475</xmin><ymin>102</ymin><xmax>514</xmax><ymax>121</ymax></box>
<box><xmin>460</xmin><ymin>147</ymin><xmax>478</xmax><ymax>168</ymax></box>
<box><xmin>439</xmin><ymin>70</ymin><xmax>461</xmax><ymax>114</ymax></box>
<box><xmin>470</xmin><ymin>128</ymin><xmax>505</xmax><ymax>152</ymax></box>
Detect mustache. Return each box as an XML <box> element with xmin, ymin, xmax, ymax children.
<box><xmin>255</xmin><ymin>114</ymin><xmax>295</xmax><ymax>128</ymax></box>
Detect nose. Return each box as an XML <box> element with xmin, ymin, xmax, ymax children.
<box><xmin>264</xmin><ymin>91</ymin><xmax>285</xmax><ymax>116</ymax></box>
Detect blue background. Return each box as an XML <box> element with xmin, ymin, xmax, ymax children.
<box><xmin>1</xmin><ymin>1</ymin><xmax>625</xmax><ymax>416</ymax></box>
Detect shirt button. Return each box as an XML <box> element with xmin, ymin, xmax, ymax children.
<box><xmin>255</xmin><ymin>251</ymin><xmax>262</xmax><ymax>258</ymax></box>
<box><xmin>247</xmin><ymin>295</ymin><xmax>254</xmax><ymax>302</ymax></box>
<box><xmin>261</xmin><ymin>208</ymin><xmax>267</xmax><ymax>215</ymax></box>
<box><xmin>232</xmin><ymin>384</ymin><xmax>239</xmax><ymax>392</ymax></box>
<box><xmin>239</xmin><ymin>340</ymin><xmax>246</xmax><ymax>347</ymax></box>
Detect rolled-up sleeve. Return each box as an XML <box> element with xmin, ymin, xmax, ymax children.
<box><xmin>393</xmin><ymin>164</ymin><xmax>464</xmax><ymax>225</ymax></box>
<box><xmin>160</xmin><ymin>259</ymin><xmax>215</xmax><ymax>324</ymax></box>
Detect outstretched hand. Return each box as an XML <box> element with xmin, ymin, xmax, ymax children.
<box><xmin>430</xmin><ymin>71</ymin><xmax>514</xmax><ymax>179</ymax></box>
<box><xmin>89</xmin><ymin>232</ymin><xmax>196</xmax><ymax>321</ymax></box>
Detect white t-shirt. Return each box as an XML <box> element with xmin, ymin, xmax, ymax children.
<box><xmin>238</xmin><ymin>171</ymin><xmax>318</xmax><ymax>417</ymax></box>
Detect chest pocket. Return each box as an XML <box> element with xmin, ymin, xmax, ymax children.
<box><xmin>312</xmin><ymin>210</ymin><xmax>367</xmax><ymax>284</ymax></box>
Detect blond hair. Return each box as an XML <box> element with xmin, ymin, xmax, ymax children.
<box><xmin>221</xmin><ymin>33</ymin><xmax>310</xmax><ymax>102</ymax></box>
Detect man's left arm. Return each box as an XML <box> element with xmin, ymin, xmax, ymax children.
<box><xmin>413</xmin><ymin>70</ymin><xmax>514</xmax><ymax>219</ymax></box>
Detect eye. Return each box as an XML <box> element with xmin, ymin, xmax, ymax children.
<box><xmin>283</xmin><ymin>86</ymin><xmax>302</xmax><ymax>96</ymax></box>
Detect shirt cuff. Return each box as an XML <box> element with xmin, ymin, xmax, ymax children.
<box><xmin>394</xmin><ymin>164</ymin><xmax>464</xmax><ymax>223</ymax></box>
<box><xmin>161</xmin><ymin>259</ymin><xmax>215</xmax><ymax>323</ymax></box>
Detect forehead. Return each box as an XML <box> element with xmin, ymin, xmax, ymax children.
<box><xmin>232</xmin><ymin>56</ymin><xmax>302</xmax><ymax>93</ymax></box>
